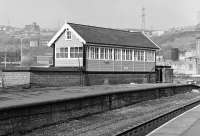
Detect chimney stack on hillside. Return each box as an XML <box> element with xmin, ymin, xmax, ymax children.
<box><xmin>196</xmin><ymin>37</ymin><xmax>200</xmax><ymax>58</ymax></box>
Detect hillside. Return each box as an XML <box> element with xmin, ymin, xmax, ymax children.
<box><xmin>151</xmin><ymin>31</ymin><xmax>200</xmax><ymax>51</ymax></box>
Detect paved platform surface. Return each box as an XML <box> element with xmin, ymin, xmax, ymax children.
<box><xmin>147</xmin><ymin>103</ymin><xmax>200</xmax><ymax>136</ymax></box>
<box><xmin>0</xmin><ymin>83</ymin><xmax>181</xmax><ymax>110</ymax></box>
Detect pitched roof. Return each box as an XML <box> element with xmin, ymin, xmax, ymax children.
<box><xmin>68</xmin><ymin>23</ymin><xmax>160</xmax><ymax>49</ymax></box>
<box><xmin>48</xmin><ymin>22</ymin><xmax>160</xmax><ymax>49</ymax></box>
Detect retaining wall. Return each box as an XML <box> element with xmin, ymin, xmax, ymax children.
<box><xmin>0</xmin><ymin>84</ymin><xmax>198</xmax><ymax>136</ymax></box>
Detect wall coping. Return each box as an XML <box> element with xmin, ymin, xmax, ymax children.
<box><xmin>2</xmin><ymin>66</ymin><xmax>156</xmax><ymax>73</ymax></box>
<box><xmin>2</xmin><ymin>67</ymin><xmax>30</xmax><ymax>72</ymax></box>
<box><xmin>2</xmin><ymin>67</ymin><xmax>83</xmax><ymax>72</ymax></box>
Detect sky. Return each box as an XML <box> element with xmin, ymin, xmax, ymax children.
<box><xmin>0</xmin><ymin>0</ymin><xmax>200</xmax><ymax>30</ymax></box>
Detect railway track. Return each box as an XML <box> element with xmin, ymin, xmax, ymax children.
<box><xmin>116</xmin><ymin>97</ymin><xmax>200</xmax><ymax>136</ymax></box>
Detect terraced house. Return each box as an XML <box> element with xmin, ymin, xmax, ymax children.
<box><xmin>47</xmin><ymin>22</ymin><xmax>160</xmax><ymax>85</ymax></box>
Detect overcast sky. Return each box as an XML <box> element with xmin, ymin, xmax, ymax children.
<box><xmin>0</xmin><ymin>0</ymin><xmax>200</xmax><ymax>30</ymax></box>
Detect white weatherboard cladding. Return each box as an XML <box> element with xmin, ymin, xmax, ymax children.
<box><xmin>48</xmin><ymin>23</ymin><xmax>86</xmax><ymax>47</ymax></box>
<box><xmin>55</xmin><ymin>28</ymin><xmax>83</xmax><ymax>67</ymax></box>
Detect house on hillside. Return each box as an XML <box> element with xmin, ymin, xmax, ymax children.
<box><xmin>45</xmin><ymin>22</ymin><xmax>160</xmax><ymax>86</ymax></box>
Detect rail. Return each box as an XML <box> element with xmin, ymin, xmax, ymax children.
<box><xmin>116</xmin><ymin>97</ymin><xmax>200</xmax><ymax>136</ymax></box>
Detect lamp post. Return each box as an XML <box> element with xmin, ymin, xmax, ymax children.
<box><xmin>15</xmin><ymin>35</ymin><xmax>28</xmax><ymax>66</ymax></box>
<box><xmin>20</xmin><ymin>38</ymin><xmax>24</xmax><ymax>65</ymax></box>
<box><xmin>4</xmin><ymin>48</ymin><xmax>7</xmax><ymax>69</ymax></box>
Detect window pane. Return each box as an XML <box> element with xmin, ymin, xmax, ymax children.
<box><xmin>70</xmin><ymin>53</ymin><xmax>75</xmax><ymax>58</ymax></box>
<box><xmin>86</xmin><ymin>47</ymin><xmax>89</xmax><ymax>58</ymax></box>
<box><xmin>134</xmin><ymin>50</ymin><xmax>138</xmax><ymax>61</ymax></box>
<box><xmin>126</xmin><ymin>50</ymin><xmax>129</xmax><ymax>60</ymax></box>
<box><xmin>95</xmin><ymin>48</ymin><xmax>99</xmax><ymax>59</ymax></box>
<box><xmin>130</xmin><ymin>50</ymin><xmax>132</xmax><ymax>60</ymax></box>
<box><xmin>79</xmin><ymin>52</ymin><xmax>83</xmax><ymax>58</ymax></box>
<box><xmin>118</xmin><ymin>49</ymin><xmax>121</xmax><ymax>60</ymax></box>
<box><xmin>79</xmin><ymin>47</ymin><xmax>83</xmax><ymax>52</ymax></box>
<box><xmin>65</xmin><ymin>53</ymin><xmax>68</xmax><ymax>58</ymax></box>
<box><xmin>145</xmin><ymin>51</ymin><xmax>148</xmax><ymax>61</ymax></box>
<box><xmin>114</xmin><ymin>49</ymin><xmax>117</xmax><ymax>60</ymax></box>
<box><xmin>74</xmin><ymin>47</ymin><xmax>78</xmax><ymax>58</ymax></box>
<box><xmin>70</xmin><ymin>47</ymin><xmax>75</xmax><ymax>58</ymax></box>
<box><xmin>75</xmin><ymin>52</ymin><xmax>79</xmax><ymax>58</ymax></box>
<box><xmin>56</xmin><ymin>53</ymin><xmax>60</xmax><ymax>58</ymax></box>
<box><xmin>90</xmin><ymin>47</ymin><xmax>95</xmax><ymax>59</ymax></box>
<box><xmin>75</xmin><ymin>47</ymin><xmax>79</xmax><ymax>53</ymax></box>
<box><xmin>79</xmin><ymin>47</ymin><xmax>83</xmax><ymax>58</ymax></box>
<box><xmin>153</xmin><ymin>51</ymin><xmax>155</xmax><ymax>62</ymax></box>
<box><xmin>65</xmin><ymin>48</ymin><xmax>68</xmax><ymax>52</ymax></box>
<box><xmin>60</xmin><ymin>53</ymin><xmax>65</xmax><ymax>58</ymax></box>
<box><xmin>109</xmin><ymin>48</ymin><xmax>112</xmax><ymax>60</ymax></box>
<box><xmin>100</xmin><ymin>48</ymin><xmax>104</xmax><ymax>59</ymax></box>
<box><xmin>122</xmin><ymin>49</ymin><xmax>126</xmax><ymax>60</ymax></box>
<box><xmin>60</xmin><ymin>48</ymin><xmax>65</xmax><ymax>52</ymax></box>
<box><xmin>66</xmin><ymin>30</ymin><xmax>72</xmax><ymax>39</ymax></box>
<box><xmin>70</xmin><ymin>47</ymin><xmax>75</xmax><ymax>53</ymax></box>
<box><xmin>140</xmin><ymin>51</ymin><xmax>144</xmax><ymax>61</ymax></box>
<box><xmin>105</xmin><ymin>48</ymin><xmax>108</xmax><ymax>59</ymax></box>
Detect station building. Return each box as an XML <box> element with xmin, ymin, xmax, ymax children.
<box><xmin>43</xmin><ymin>22</ymin><xmax>160</xmax><ymax>86</ymax></box>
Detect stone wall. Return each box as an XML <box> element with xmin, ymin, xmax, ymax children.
<box><xmin>2</xmin><ymin>72</ymin><xmax>30</xmax><ymax>87</ymax></box>
<box><xmin>0</xmin><ymin>84</ymin><xmax>197</xmax><ymax>136</ymax></box>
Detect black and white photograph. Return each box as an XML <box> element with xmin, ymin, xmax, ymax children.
<box><xmin>0</xmin><ymin>0</ymin><xmax>200</xmax><ymax>136</ymax></box>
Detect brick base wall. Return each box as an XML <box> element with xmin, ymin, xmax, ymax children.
<box><xmin>85</xmin><ymin>73</ymin><xmax>156</xmax><ymax>86</ymax></box>
<box><xmin>30</xmin><ymin>72</ymin><xmax>82</xmax><ymax>87</ymax></box>
<box><xmin>30</xmin><ymin>71</ymin><xmax>156</xmax><ymax>87</ymax></box>
<box><xmin>0</xmin><ymin>85</ymin><xmax>197</xmax><ymax>136</ymax></box>
<box><xmin>2</xmin><ymin>72</ymin><xmax>30</xmax><ymax>87</ymax></box>
<box><xmin>2</xmin><ymin>67</ymin><xmax>156</xmax><ymax>87</ymax></box>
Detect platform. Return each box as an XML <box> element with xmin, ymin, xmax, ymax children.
<box><xmin>0</xmin><ymin>83</ymin><xmax>185</xmax><ymax>110</ymax></box>
<box><xmin>147</xmin><ymin>101</ymin><xmax>200</xmax><ymax>136</ymax></box>
<box><xmin>0</xmin><ymin>83</ymin><xmax>198</xmax><ymax>136</ymax></box>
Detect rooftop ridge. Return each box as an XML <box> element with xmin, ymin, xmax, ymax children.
<box><xmin>68</xmin><ymin>22</ymin><xmax>141</xmax><ymax>34</ymax></box>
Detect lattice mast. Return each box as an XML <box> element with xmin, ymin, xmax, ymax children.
<box><xmin>141</xmin><ymin>7</ymin><xmax>146</xmax><ymax>31</ymax></box>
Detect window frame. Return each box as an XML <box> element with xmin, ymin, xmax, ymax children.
<box><xmin>145</xmin><ymin>50</ymin><xmax>155</xmax><ymax>62</ymax></box>
<box><xmin>100</xmin><ymin>48</ymin><xmax>105</xmax><ymax>60</ymax></box>
<box><xmin>105</xmin><ymin>48</ymin><xmax>109</xmax><ymax>60</ymax></box>
<box><xmin>125</xmin><ymin>49</ymin><xmax>132</xmax><ymax>61</ymax></box>
<box><xmin>56</xmin><ymin>47</ymin><xmax>68</xmax><ymax>59</ymax></box>
<box><xmin>134</xmin><ymin>50</ymin><xmax>145</xmax><ymax>62</ymax></box>
<box><xmin>65</xmin><ymin>29</ymin><xmax>72</xmax><ymax>40</ymax></box>
<box><xmin>108</xmin><ymin>48</ymin><xmax>113</xmax><ymax>60</ymax></box>
<box><xmin>114</xmin><ymin>48</ymin><xmax>121</xmax><ymax>61</ymax></box>
<box><xmin>94</xmin><ymin>47</ymin><xmax>99</xmax><ymax>59</ymax></box>
<box><xmin>70</xmin><ymin>47</ymin><xmax>83</xmax><ymax>58</ymax></box>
